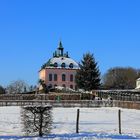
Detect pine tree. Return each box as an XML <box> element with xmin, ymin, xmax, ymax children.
<box><xmin>75</xmin><ymin>53</ymin><xmax>101</xmax><ymax>91</ymax></box>
<box><xmin>0</xmin><ymin>85</ymin><xmax>5</xmax><ymax>94</ymax></box>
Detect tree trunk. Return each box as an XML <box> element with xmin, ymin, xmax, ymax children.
<box><xmin>39</xmin><ymin>113</ymin><xmax>43</xmax><ymax>137</ymax></box>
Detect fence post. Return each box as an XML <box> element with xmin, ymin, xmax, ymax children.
<box><xmin>76</xmin><ymin>109</ymin><xmax>80</xmax><ymax>133</ymax></box>
<box><xmin>118</xmin><ymin>109</ymin><xmax>121</xmax><ymax>134</ymax></box>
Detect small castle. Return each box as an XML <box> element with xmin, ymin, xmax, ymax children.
<box><xmin>39</xmin><ymin>41</ymin><xmax>79</xmax><ymax>90</ymax></box>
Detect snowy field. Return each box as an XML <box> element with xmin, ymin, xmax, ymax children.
<box><xmin>0</xmin><ymin>106</ymin><xmax>140</xmax><ymax>139</ymax></box>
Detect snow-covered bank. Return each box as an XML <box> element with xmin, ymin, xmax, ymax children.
<box><xmin>0</xmin><ymin>106</ymin><xmax>140</xmax><ymax>139</ymax></box>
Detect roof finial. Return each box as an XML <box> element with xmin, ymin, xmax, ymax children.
<box><xmin>57</xmin><ymin>40</ymin><xmax>64</xmax><ymax>56</ymax></box>
<box><xmin>58</xmin><ymin>40</ymin><xmax>63</xmax><ymax>49</ymax></box>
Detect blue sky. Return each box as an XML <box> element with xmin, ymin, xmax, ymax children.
<box><xmin>0</xmin><ymin>0</ymin><xmax>140</xmax><ymax>86</ymax></box>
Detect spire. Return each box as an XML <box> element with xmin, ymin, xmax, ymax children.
<box><xmin>58</xmin><ymin>41</ymin><xmax>64</xmax><ymax>49</ymax></box>
<box><xmin>57</xmin><ymin>41</ymin><xmax>64</xmax><ymax>56</ymax></box>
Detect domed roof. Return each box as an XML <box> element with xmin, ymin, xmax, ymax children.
<box><xmin>46</xmin><ymin>57</ymin><xmax>79</xmax><ymax>69</ymax></box>
<box><xmin>41</xmin><ymin>41</ymin><xmax>80</xmax><ymax>70</ymax></box>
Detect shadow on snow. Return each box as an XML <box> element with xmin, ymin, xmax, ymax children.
<box><xmin>0</xmin><ymin>132</ymin><xmax>139</xmax><ymax>139</ymax></box>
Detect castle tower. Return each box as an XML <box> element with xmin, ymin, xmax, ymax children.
<box><xmin>57</xmin><ymin>41</ymin><xmax>64</xmax><ymax>57</ymax></box>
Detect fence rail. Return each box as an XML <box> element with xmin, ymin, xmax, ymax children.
<box><xmin>96</xmin><ymin>90</ymin><xmax>140</xmax><ymax>101</ymax></box>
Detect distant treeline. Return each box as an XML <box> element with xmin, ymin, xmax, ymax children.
<box><xmin>102</xmin><ymin>67</ymin><xmax>140</xmax><ymax>89</ymax></box>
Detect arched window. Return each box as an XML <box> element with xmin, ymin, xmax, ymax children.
<box><xmin>54</xmin><ymin>74</ymin><xmax>57</xmax><ymax>81</ymax></box>
<box><xmin>54</xmin><ymin>62</ymin><xmax>58</xmax><ymax>67</ymax></box>
<box><xmin>62</xmin><ymin>74</ymin><xmax>66</xmax><ymax>81</ymax></box>
<box><xmin>49</xmin><ymin>74</ymin><xmax>52</xmax><ymax>81</ymax></box>
<box><xmin>69</xmin><ymin>63</ymin><xmax>73</xmax><ymax>68</ymax></box>
<box><xmin>70</xmin><ymin>85</ymin><xmax>73</xmax><ymax>89</ymax></box>
<box><xmin>61</xmin><ymin>63</ymin><xmax>66</xmax><ymax>68</ymax></box>
<box><xmin>70</xmin><ymin>74</ymin><xmax>73</xmax><ymax>82</ymax></box>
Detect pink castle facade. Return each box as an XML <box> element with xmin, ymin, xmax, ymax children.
<box><xmin>39</xmin><ymin>41</ymin><xmax>79</xmax><ymax>90</ymax></box>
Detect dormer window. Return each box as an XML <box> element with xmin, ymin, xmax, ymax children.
<box><xmin>61</xmin><ymin>63</ymin><xmax>66</xmax><ymax>68</ymax></box>
<box><xmin>54</xmin><ymin>62</ymin><xmax>58</xmax><ymax>67</ymax></box>
<box><xmin>69</xmin><ymin>63</ymin><xmax>73</xmax><ymax>68</ymax></box>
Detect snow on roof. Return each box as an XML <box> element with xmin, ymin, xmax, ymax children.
<box><xmin>46</xmin><ymin>57</ymin><xmax>80</xmax><ymax>69</ymax></box>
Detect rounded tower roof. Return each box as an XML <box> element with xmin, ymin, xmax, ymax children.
<box><xmin>41</xmin><ymin>41</ymin><xmax>79</xmax><ymax>70</ymax></box>
<box><xmin>47</xmin><ymin>57</ymin><xmax>79</xmax><ymax>69</ymax></box>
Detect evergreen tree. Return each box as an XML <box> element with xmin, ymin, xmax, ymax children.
<box><xmin>75</xmin><ymin>53</ymin><xmax>101</xmax><ymax>91</ymax></box>
<box><xmin>0</xmin><ymin>85</ymin><xmax>5</xmax><ymax>94</ymax></box>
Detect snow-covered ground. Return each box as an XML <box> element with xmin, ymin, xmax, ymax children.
<box><xmin>0</xmin><ymin>106</ymin><xmax>140</xmax><ymax>139</ymax></box>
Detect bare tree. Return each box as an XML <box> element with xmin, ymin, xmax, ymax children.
<box><xmin>6</xmin><ymin>80</ymin><xmax>29</xmax><ymax>94</ymax></box>
<box><xmin>103</xmin><ymin>67</ymin><xmax>139</xmax><ymax>89</ymax></box>
<box><xmin>21</xmin><ymin>105</ymin><xmax>52</xmax><ymax>137</ymax></box>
